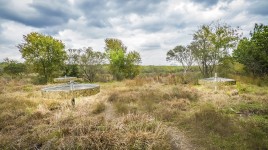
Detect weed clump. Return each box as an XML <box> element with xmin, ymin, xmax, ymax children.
<box><xmin>92</xmin><ymin>102</ymin><xmax>106</xmax><ymax>114</ymax></box>
<box><xmin>107</xmin><ymin>92</ymin><xmax>119</xmax><ymax>102</ymax></box>
<box><xmin>47</xmin><ymin>102</ymin><xmax>61</xmax><ymax>111</ymax></box>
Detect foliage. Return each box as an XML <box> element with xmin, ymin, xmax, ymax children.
<box><xmin>191</xmin><ymin>21</ymin><xmax>240</xmax><ymax>77</ymax></box>
<box><xmin>78</xmin><ymin>47</ymin><xmax>106</xmax><ymax>82</ymax></box>
<box><xmin>65</xmin><ymin>48</ymin><xmax>108</xmax><ymax>82</ymax></box>
<box><xmin>18</xmin><ymin>32</ymin><xmax>67</xmax><ymax>83</ymax></box>
<box><xmin>64</xmin><ymin>49</ymin><xmax>80</xmax><ymax>77</ymax></box>
<box><xmin>3</xmin><ymin>58</ymin><xmax>26</xmax><ymax>77</ymax></box>
<box><xmin>140</xmin><ymin>65</ymin><xmax>188</xmax><ymax>75</ymax></box>
<box><xmin>105</xmin><ymin>38</ymin><xmax>141</xmax><ymax>80</ymax></box>
<box><xmin>125</xmin><ymin>51</ymin><xmax>141</xmax><ymax>78</ymax></box>
<box><xmin>166</xmin><ymin>45</ymin><xmax>194</xmax><ymax>79</ymax></box>
<box><xmin>233</xmin><ymin>23</ymin><xmax>268</xmax><ymax>76</ymax></box>
<box><xmin>217</xmin><ymin>56</ymin><xmax>235</xmax><ymax>77</ymax></box>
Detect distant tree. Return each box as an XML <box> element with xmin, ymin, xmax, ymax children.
<box><xmin>105</xmin><ymin>38</ymin><xmax>127</xmax><ymax>53</ymax></box>
<box><xmin>125</xmin><ymin>51</ymin><xmax>141</xmax><ymax>79</ymax></box>
<box><xmin>166</xmin><ymin>45</ymin><xmax>194</xmax><ymax>78</ymax></box>
<box><xmin>3</xmin><ymin>58</ymin><xmax>26</xmax><ymax>77</ymax></box>
<box><xmin>105</xmin><ymin>38</ymin><xmax>141</xmax><ymax>80</ymax></box>
<box><xmin>18</xmin><ymin>32</ymin><xmax>67</xmax><ymax>83</ymax></box>
<box><xmin>192</xmin><ymin>21</ymin><xmax>240</xmax><ymax>77</ymax></box>
<box><xmin>78</xmin><ymin>47</ymin><xmax>106</xmax><ymax>82</ymax></box>
<box><xmin>64</xmin><ymin>49</ymin><xmax>80</xmax><ymax>77</ymax></box>
<box><xmin>233</xmin><ymin>23</ymin><xmax>268</xmax><ymax>76</ymax></box>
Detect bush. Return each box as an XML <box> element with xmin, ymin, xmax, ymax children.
<box><xmin>32</xmin><ymin>76</ymin><xmax>47</xmax><ymax>85</ymax></box>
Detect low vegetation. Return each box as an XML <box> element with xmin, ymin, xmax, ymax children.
<box><xmin>1</xmin><ymin>73</ymin><xmax>267</xmax><ymax>149</ymax></box>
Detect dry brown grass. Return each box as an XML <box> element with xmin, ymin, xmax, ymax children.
<box><xmin>1</xmin><ymin>76</ymin><xmax>268</xmax><ymax>149</ymax></box>
<box><xmin>0</xmin><ymin>78</ymin><xmax>172</xmax><ymax>149</ymax></box>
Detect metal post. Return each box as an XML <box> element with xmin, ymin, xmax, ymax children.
<box><xmin>70</xmin><ymin>81</ymin><xmax>75</xmax><ymax>107</ymax></box>
<box><xmin>214</xmin><ymin>73</ymin><xmax>217</xmax><ymax>91</ymax></box>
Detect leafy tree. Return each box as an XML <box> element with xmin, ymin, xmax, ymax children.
<box><xmin>166</xmin><ymin>45</ymin><xmax>194</xmax><ymax>78</ymax></box>
<box><xmin>18</xmin><ymin>32</ymin><xmax>67</xmax><ymax>83</ymax></box>
<box><xmin>125</xmin><ymin>51</ymin><xmax>141</xmax><ymax>79</ymax></box>
<box><xmin>64</xmin><ymin>49</ymin><xmax>80</xmax><ymax>77</ymax></box>
<box><xmin>233</xmin><ymin>23</ymin><xmax>268</xmax><ymax>76</ymax></box>
<box><xmin>192</xmin><ymin>21</ymin><xmax>240</xmax><ymax>77</ymax></box>
<box><xmin>78</xmin><ymin>47</ymin><xmax>106</xmax><ymax>82</ymax></box>
<box><xmin>3</xmin><ymin>58</ymin><xmax>26</xmax><ymax>77</ymax></box>
<box><xmin>105</xmin><ymin>38</ymin><xmax>141</xmax><ymax>80</ymax></box>
<box><xmin>191</xmin><ymin>25</ymin><xmax>213</xmax><ymax>77</ymax></box>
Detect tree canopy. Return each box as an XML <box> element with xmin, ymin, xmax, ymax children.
<box><xmin>166</xmin><ymin>45</ymin><xmax>194</xmax><ymax>76</ymax></box>
<box><xmin>191</xmin><ymin>21</ymin><xmax>240</xmax><ymax>77</ymax></box>
<box><xmin>18</xmin><ymin>32</ymin><xmax>67</xmax><ymax>83</ymax></box>
<box><xmin>233</xmin><ymin>23</ymin><xmax>268</xmax><ymax>76</ymax></box>
<box><xmin>105</xmin><ymin>38</ymin><xmax>141</xmax><ymax>80</ymax></box>
<box><xmin>79</xmin><ymin>47</ymin><xmax>106</xmax><ymax>82</ymax></box>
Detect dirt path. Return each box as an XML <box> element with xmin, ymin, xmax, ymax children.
<box><xmin>102</xmin><ymin>101</ymin><xmax>194</xmax><ymax>150</ymax></box>
<box><xmin>99</xmin><ymin>86</ymin><xmax>194</xmax><ymax>150</ymax></box>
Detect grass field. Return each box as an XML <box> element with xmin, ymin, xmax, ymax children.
<box><xmin>0</xmin><ymin>74</ymin><xmax>268</xmax><ymax>149</ymax></box>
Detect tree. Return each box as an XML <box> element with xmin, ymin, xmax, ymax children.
<box><xmin>233</xmin><ymin>23</ymin><xmax>268</xmax><ymax>76</ymax></box>
<box><xmin>18</xmin><ymin>32</ymin><xmax>67</xmax><ymax>83</ymax></box>
<box><xmin>3</xmin><ymin>58</ymin><xmax>26</xmax><ymax>77</ymax></box>
<box><xmin>105</xmin><ymin>38</ymin><xmax>141</xmax><ymax>80</ymax></box>
<box><xmin>125</xmin><ymin>51</ymin><xmax>141</xmax><ymax>79</ymax></box>
<box><xmin>166</xmin><ymin>45</ymin><xmax>194</xmax><ymax>78</ymax></box>
<box><xmin>78</xmin><ymin>47</ymin><xmax>106</xmax><ymax>82</ymax></box>
<box><xmin>64</xmin><ymin>48</ymin><xmax>80</xmax><ymax>77</ymax></box>
<box><xmin>192</xmin><ymin>21</ymin><xmax>239</xmax><ymax>77</ymax></box>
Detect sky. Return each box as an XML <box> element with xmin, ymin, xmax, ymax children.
<box><xmin>0</xmin><ymin>0</ymin><xmax>267</xmax><ymax>65</ymax></box>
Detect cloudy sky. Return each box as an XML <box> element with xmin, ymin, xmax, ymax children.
<box><xmin>0</xmin><ymin>0</ymin><xmax>267</xmax><ymax>65</ymax></box>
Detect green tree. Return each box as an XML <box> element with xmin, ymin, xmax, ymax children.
<box><xmin>64</xmin><ymin>48</ymin><xmax>80</xmax><ymax>77</ymax></box>
<box><xmin>78</xmin><ymin>47</ymin><xmax>106</xmax><ymax>82</ymax></box>
<box><xmin>105</xmin><ymin>38</ymin><xmax>141</xmax><ymax>80</ymax></box>
<box><xmin>192</xmin><ymin>21</ymin><xmax>239</xmax><ymax>77</ymax></box>
<box><xmin>166</xmin><ymin>45</ymin><xmax>194</xmax><ymax>78</ymax></box>
<box><xmin>125</xmin><ymin>51</ymin><xmax>141</xmax><ymax>79</ymax></box>
<box><xmin>18</xmin><ymin>32</ymin><xmax>67</xmax><ymax>83</ymax></box>
<box><xmin>233</xmin><ymin>23</ymin><xmax>268</xmax><ymax>76</ymax></box>
<box><xmin>3</xmin><ymin>58</ymin><xmax>26</xmax><ymax>77</ymax></box>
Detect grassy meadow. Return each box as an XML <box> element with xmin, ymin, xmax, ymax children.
<box><xmin>0</xmin><ymin>68</ymin><xmax>268</xmax><ymax>149</ymax></box>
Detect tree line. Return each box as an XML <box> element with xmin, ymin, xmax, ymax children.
<box><xmin>167</xmin><ymin>21</ymin><xmax>268</xmax><ymax>81</ymax></box>
<box><xmin>1</xmin><ymin>21</ymin><xmax>267</xmax><ymax>84</ymax></box>
<box><xmin>3</xmin><ymin>32</ymin><xmax>141</xmax><ymax>84</ymax></box>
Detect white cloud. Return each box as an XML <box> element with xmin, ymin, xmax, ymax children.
<box><xmin>0</xmin><ymin>20</ymin><xmax>39</xmax><ymax>61</ymax></box>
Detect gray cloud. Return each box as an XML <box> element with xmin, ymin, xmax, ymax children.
<box><xmin>0</xmin><ymin>0</ymin><xmax>268</xmax><ymax>65</ymax></box>
<box><xmin>77</xmin><ymin>0</ymin><xmax>164</xmax><ymax>16</ymax></box>
<box><xmin>141</xmin><ymin>42</ymin><xmax>161</xmax><ymax>51</ymax></box>
<box><xmin>113</xmin><ymin>0</ymin><xmax>164</xmax><ymax>15</ymax></box>
<box><xmin>75</xmin><ymin>0</ymin><xmax>165</xmax><ymax>30</ymax></box>
<box><xmin>0</xmin><ymin>0</ymin><xmax>79</xmax><ymax>27</ymax></box>
<box><xmin>191</xmin><ymin>0</ymin><xmax>220</xmax><ymax>7</ymax></box>
<box><xmin>248</xmin><ymin>1</ymin><xmax>268</xmax><ymax>16</ymax></box>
